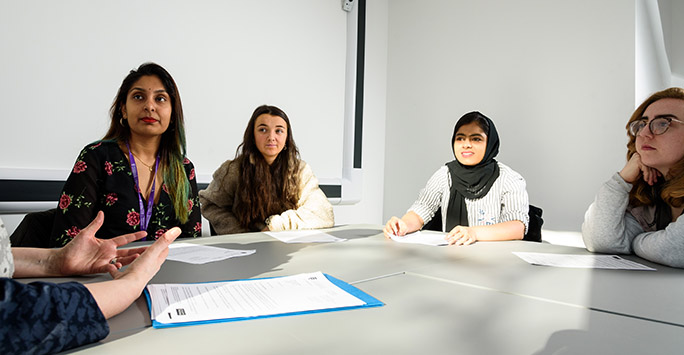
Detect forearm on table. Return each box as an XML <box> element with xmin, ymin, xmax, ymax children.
<box><xmin>632</xmin><ymin>217</ymin><xmax>684</xmax><ymax>268</ymax></box>
<box><xmin>472</xmin><ymin>220</ymin><xmax>524</xmax><ymax>241</ymax></box>
<box><xmin>268</xmin><ymin>193</ymin><xmax>334</xmax><ymax>231</ymax></box>
<box><xmin>268</xmin><ymin>208</ymin><xmax>333</xmax><ymax>231</ymax></box>
<box><xmin>273</xmin><ymin>168</ymin><xmax>334</xmax><ymax>230</ymax></box>
<box><xmin>85</xmin><ymin>276</ymin><xmax>146</xmax><ymax>319</ymax></box>
<box><xmin>11</xmin><ymin>248</ymin><xmax>61</xmax><ymax>278</ymax></box>
<box><xmin>403</xmin><ymin>211</ymin><xmax>424</xmax><ymax>233</ymax></box>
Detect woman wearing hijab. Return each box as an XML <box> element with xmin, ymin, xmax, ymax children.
<box><xmin>383</xmin><ymin>111</ymin><xmax>529</xmax><ymax>245</ymax></box>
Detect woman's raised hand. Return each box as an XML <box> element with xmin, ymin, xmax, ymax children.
<box><xmin>619</xmin><ymin>153</ymin><xmax>661</xmax><ymax>186</ymax></box>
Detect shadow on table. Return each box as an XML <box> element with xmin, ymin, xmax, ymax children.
<box><xmin>529</xmin><ymin>255</ymin><xmax>684</xmax><ymax>355</ymax></box>
<box><xmin>326</xmin><ymin>227</ymin><xmax>382</xmax><ymax>240</ymax></box>
<box><xmin>531</xmin><ymin>322</ymin><xmax>682</xmax><ymax>355</ymax></box>
<box><xmin>532</xmin><ymin>329</ymin><xmax>624</xmax><ymax>355</ymax></box>
<box><xmin>154</xmin><ymin>228</ymin><xmax>381</xmax><ymax>283</ymax></box>
<box><xmin>151</xmin><ymin>241</ymin><xmax>308</xmax><ymax>284</ymax></box>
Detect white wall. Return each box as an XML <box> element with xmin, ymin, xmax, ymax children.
<box><xmin>0</xmin><ymin>0</ymin><xmax>347</xmax><ymax>183</ymax></box>
<box><xmin>636</xmin><ymin>0</ymin><xmax>671</xmax><ymax>104</ymax></box>
<box><xmin>383</xmin><ymin>0</ymin><xmax>636</xmax><ymax>232</ymax></box>
<box><xmin>0</xmin><ymin>0</ymin><xmax>390</xmax><ymax>233</ymax></box>
<box><xmin>658</xmin><ymin>0</ymin><xmax>684</xmax><ymax>86</ymax></box>
<box><xmin>670</xmin><ymin>1</ymin><xmax>684</xmax><ymax>78</ymax></box>
<box><xmin>674</xmin><ymin>75</ymin><xmax>684</xmax><ymax>88</ymax></box>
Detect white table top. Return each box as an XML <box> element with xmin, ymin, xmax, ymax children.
<box><xmin>38</xmin><ymin>225</ymin><xmax>684</xmax><ymax>354</ymax></box>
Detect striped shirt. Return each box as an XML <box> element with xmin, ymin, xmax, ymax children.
<box><xmin>409</xmin><ymin>162</ymin><xmax>529</xmax><ymax>233</ymax></box>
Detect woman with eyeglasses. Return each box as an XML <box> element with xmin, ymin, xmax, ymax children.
<box><xmin>582</xmin><ymin>87</ymin><xmax>684</xmax><ymax>268</ymax></box>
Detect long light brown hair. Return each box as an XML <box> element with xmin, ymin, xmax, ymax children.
<box><xmin>626</xmin><ymin>87</ymin><xmax>684</xmax><ymax>207</ymax></box>
<box><xmin>104</xmin><ymin>62</ymin><xmax>191</xmax><ymax>222</ymax></box>
<box><xmin>233</xmin><ymin>105</ymin><xmax>301</xmax><ymax>229</ymax></box>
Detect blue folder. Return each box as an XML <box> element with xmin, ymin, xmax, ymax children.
<box><xmin>144</xmin><ymin>273</ymin><xmax>384</xmax><ymax>329</ymax></box>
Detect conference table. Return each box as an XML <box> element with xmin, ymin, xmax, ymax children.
<box><xmin>31</xmin><ymin>225</ymin><xmax>684</xmax><ymax>354</ymax></box>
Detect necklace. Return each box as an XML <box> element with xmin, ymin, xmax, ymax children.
<box><xmin>126</xmin><ymin>141</ymin><xmax>160</xmax><ymax>240</ymax></box>
<box><xmin>130</xmin><ymin>151</ymin><xmax>154</xmax><ymax>172</ymax></box>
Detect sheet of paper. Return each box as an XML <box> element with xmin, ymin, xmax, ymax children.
<box><xmin>512</xmin><ymin>252</ymin><xmax>656</xmax><ymax>270</ymax></box>
<box><xmin>390</xmin><ymin>231</ymin><xmax>448</xmax><ymax>246</ymax></box>
<box><xmin>265</xmin><ymin>230</ymin><xmax>346</xmax><ymax>243</ymax></box>
<box><xmin>146</xmin><ymin>271</ymin><xmax>365</xmax><ymax>324</ymax></box>
<box><xmin>166</xmin><ymin>243</ymin><xmax>255</xmax><ymax>264</ymax></box>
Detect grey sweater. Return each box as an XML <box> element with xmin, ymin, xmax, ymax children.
<box><xmin>582</xmin><ymin>173</ymin><xmax>684</xmax><ymax>268</ymax></box>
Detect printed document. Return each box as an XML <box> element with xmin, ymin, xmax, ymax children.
<box><xmin>146</xmin><ymin>271</ymin><xmax>365</xmax><ymax>324</ymax></box>
<box><xmin>513</xmin><ymin>252</ymin><xmax>656</xmax><ymax>270</ymax></box>
<box><xmin>265</xmin><ymin>230</ymin><xmax>346</xmax><ymax>243</ymax></box>
<box><xmin>391</xmin><ymin>231</ymin><xmax>448</xmax><ymax>246</ymax></box>
<box><xmin>166</xmin><ymin>243</ymin><xmax>255</xmax><ymax>264</ymax></box>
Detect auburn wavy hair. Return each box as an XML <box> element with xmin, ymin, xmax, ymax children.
<box><xmin>626</xmin><ymin>87</ymin><xmax>684</xmax><ymax>208</ymax></box>
<box><xmin>103</xmin><ymin>62</ymin><xmax>191</xmax><ymax>223</ymax></box>
<box><xmin>233</xmin><ymin>105</ymin><xmax>301</xmax><ymax>229</ymax></box>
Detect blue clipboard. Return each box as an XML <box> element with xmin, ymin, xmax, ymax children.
<box><xmin>144</xmin><ymin>273</ymin><xmax>384</xmax><ymax>329</ymax></box>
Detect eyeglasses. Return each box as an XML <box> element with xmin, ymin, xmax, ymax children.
<box><xmin>628</xmin><ymin>116</ymin><xmax>684</xmax><ymax>136</ymax></box>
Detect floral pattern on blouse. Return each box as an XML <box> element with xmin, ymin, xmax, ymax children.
<box><xmin>49</xmin><ymin>140</ymin><xmax>202</xmax><ymax>247</ymax></box>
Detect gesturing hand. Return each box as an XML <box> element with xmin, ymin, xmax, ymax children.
<box><xmin>110</xmin><ymin>227</ymin><xmax>181</xmax><ymax>284</ymax></box>
<box><xmin>53</xmin><ymin>211</ymin><xmax>148</xmax><ymax>276</ymax></box>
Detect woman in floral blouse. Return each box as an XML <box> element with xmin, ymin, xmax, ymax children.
<box><xmin>49</xmin><ymin>63</ymin><xmax>201</xmax><ymax>247</ymax></box>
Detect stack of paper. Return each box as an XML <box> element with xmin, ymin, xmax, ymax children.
<box><xmin>145</xmin><ymin>272</ymin><xmax>383</xmax><ymax>328</ymax></box>
<box><xmin>166</xmin><ymin>243</ymin><xmax>255</xmax><ymax>264</ymax></box>
<box><xmin>265</xmin><ymin>230</ymin><xmax>346</xmax><ymax>243</ymax></box>
<box><xmin>513</xmin><ymin>252</ymin><xmax>656</xmax><ymax>270</ymax></box>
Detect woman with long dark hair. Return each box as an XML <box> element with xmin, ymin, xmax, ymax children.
<box><xmin>49</xmin><ymin>62</ymin><xmax>201</xmax><ymax>246</ymax></box>
<box><xmin>383</xmin><ymin>111</ymin><xmax>529</xmax><ymax>245</ymax></box>
<box><xmin>583</xmin><ymin>87</ymin><xmax>684</xmax><ymax>268</ymax></box>
<box><xmin>200</xmin><ymin>105</ymin><xmax>333</xmax><ymax>234</ymax></box>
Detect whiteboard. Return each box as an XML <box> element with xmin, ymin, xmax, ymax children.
<box><xmin>0</xmin><ymin>0</ymin><xmax>348</xmax><ymax>182</ymax></box>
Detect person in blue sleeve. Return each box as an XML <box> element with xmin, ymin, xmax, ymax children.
<box><xmin>1</xmin><ymin>212</ymin><xmax>179</xmax><ymax>354</ymax></box>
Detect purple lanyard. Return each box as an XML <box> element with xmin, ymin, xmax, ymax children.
<box><xmin>126</xmin><ymin>141</ymin><xmax>160</xmax><ymax>238</ymax></box>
